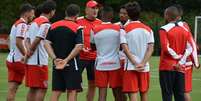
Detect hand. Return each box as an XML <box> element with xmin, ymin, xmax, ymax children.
<box><xmin>82</xmin><ymin>47</ymin><xmax>91</xmax><ymax>52</ymax></box>
<box><xmin>194</xmin><ymin>64</ymin><xmax>200</xmax><ymax>69</ymax></box>
<box><xmin>135</xmin><ymin>63</ymin><xmax>145</xmax><ymax>71</ymax></box>
<box><xmin>54</xmin><ymin>59</ymin><xmax>69</xmax><ymax>70</ymax></box>
<box><xmin>173</xmin><ymin>63</ymin><xmax>185</xmax><ymax>73</ymax></box>
<box><xmin>26</xmin><ymin>49</ymin><xmax>33</xmax><ymax>57</ymax></box>
<box><xmin>21</xmin><ymin>55</ymin><xmax>28</xmax><ymax>64</ymax></box>
<box><xmin>176</xmin><ymin>54</ymin><xmax>182</xmax><ymax>59</ymax></box>
<box><xmin>53</xmin><ymin>58</ymin><xmax>63</xmax><ymax>65</ymax></box>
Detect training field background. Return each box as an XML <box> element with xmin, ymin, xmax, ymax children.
<box><xmin>0</xmin><ymin>53</ymin><xmax>201</xmax><ymax>101</ymax></box>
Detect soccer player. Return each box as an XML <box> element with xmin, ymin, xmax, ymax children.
<box><xmin>6</xmin><ymin>3</ymin><xmax>34</xmax><ymax>101</ymax></box>
<box><xmin>24</xmin><ymin>1</ymin><xmax>56</xmax><ymax>101</ymax></box>
<box><xmin>121</xmin><ymin>1</ymin><xmax>154</xmax><ymax>101</ymax></box>
<box><xmin>116</xmin><ymin>5</ymin><xmax>130</xmax><ymax>27</ymax></box>
<box><xmin>45</xmin><ymin>4</ymin><xmax>83</xmax><ymax>101</ymax></box>
<box><xmin>115</xmin><ymin>4</ymin><xmax>130</xmax><ymax>67</ymax></box>
<box><xmin>159</xmin><ymin>6</ymin><xmax>193</xmax><ymax>101</ymax></box>
<box><xmin>115</xmin><ymin>4</ymin><xmax>130</xmax><ymax>101</ymax></box>
<box><xmin>76</xmin><ymin>1</ymin><xmax>102</xmax><ymax>101</ymax></box>
<box><xmin>90</xmin><ymin>6</ymin><xmax>123</xmax><ymax>101</ymax></box>
<box><xmin>174</xmin><ymin>4</ymin><xmax>200</xmax><ymax>101</ymax></box>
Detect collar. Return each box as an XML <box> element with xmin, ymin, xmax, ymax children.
<box><xmin>102</xmin><ymin>22</ymin><xmax>111</xmax><ymax>24</ymax></box>
<box><xmin>40</xmin><ymin>16</ymin><xmax>49</xmax><ymax>20</ymax></box>
<box><xmin>130</xmin><ymin>20</ymin><xmax>141</xmax><ymax>23</ymax></box>
<box><xmin>84</xmin><ymin>16</ymin><xmax>96</xmax><ymax>22</ymax></box>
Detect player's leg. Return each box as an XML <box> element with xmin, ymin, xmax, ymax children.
<box><xmin>35</xmin><ymin>88</ymin><xmax>47</xmax><ymax>101</ymax></box>
<box><xmin>140</xmin><ymin>92</ymin><xmax>148</xmax><ymax>101</ymax></box>
<box><xmin>112</xmin><ymin>87</ymin><xmax>122</xmax><ymax>101</ymax></box>
<box><xmin>7</xmin><ymin>82</ymin><xmax>20</xmax><ymax>101</ymax></box>
<box><xmin>6</xmin><ymin>62</ymin><xmax>25</xmax><ymax>101</ymax></box>
<box><xmin>26</xmin><ymin>65</ymin><xmax>48</xmax><ymax>101</ymax></box>
<box><xmin>173</xmin><ymin>71</ymin><xmax>185</xmax><ymax>101</ymax></box>
<box><xmin>67</xmin><ymin>90</ymin><xmax>77</xmax><ymax>101</ymax></box>
<box><xmin>95</xmin><ymin>70</ymin><xmax>108</xmax><ymax>101</ymax></box>
<box><xmin>34</xmin><ymin>66</ymin><xmax>48</xmax><ymax>101</ymax></box>
<box><xmin>184</xmin><ymin>93</ymin><xmax>191</xmax><ymax>101</ymax></box>
<box><xmin>86</xmin><ymin>60</ymin><xmax>96</xmax><ymax>101</ymax></box>
<box><xmin>87</xmin><ymin>80</ymin><xmax>96</xmax><ymax>101</ymax></box>
<box><xmin>27</xmin><ymin>87</ymin><xmax>37</xmax><ymax>101</ymax></box>
<box><xmin>159</xmin><ymin>71</ymin><xmax>174</xmax><ymax>101</ymax></box>
<box><xmin>119</xmin><ymin>60</ymin><xmax>128</xmax><ymax>101</ymax></box>
<box><xmin>122</xmin><ymin>71</ymin><xmax>138</xmax><ymax>101</ymax></box>
<box><xmin>139</xmin><ymin>72</ymin><xmax>150</xmax><ymax>101</ymax></box>
<box><xmin>128</xmin><ymin>93</ymin><xmax>137</xmax><ymax>101</ymax></box>
<box><xmin>51</xmin><ymin>69</ymin><xmax>65</xmax><ymax>101</ymax></box>
<box><xmin>98</xmin><ymin>88</ymin><xmax>107</xmax><ymax>101</ymax></box>
<box><xmin>110</xmin><ymin>69</ymin><xmax>123</xmax><ymax>101</ymax></box>
<box><xmin>65</xmin><ymin>64</ymin><xmax>82</xmax><ymax>101</ymax></box>
<box><xmin>184</xmin><ymin>68</ymin><xmax>192</xmax><ymax>101</ymax></box>
<box><xmin>51</xmin><ymin>91</ymin><xmax>62</xmax><ymax>101</ymax></box>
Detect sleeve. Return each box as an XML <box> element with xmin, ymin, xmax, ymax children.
<box><xmin>178</xmin><ymin>41</ymin><xmax>193</xmax><ymax>65</ymax></box>
<box><xmin>147</xmin><ymin>30</ymin><xmax>155</xmax><ymax>44</ymax></box>
<box><xmin>159</xmin><ymin>29</ymin><xmax>183</xmax><ymax>59</ymax></box>
<box><xmin>36</xmin><ymin>23</ymin><xmax>51</xmax><ymax>39</ymax></box>
<box><xmin>90</xmin><ymin>29</ymin><xmax>95</xmax><ymax>44</ymax></box>
<box><xmin>16</xmin><ymin>23</ymin><xmax>27</xmax><ymax>38</ymax></box>
<box><xmin>120</xmin><ymin>29</ymin><xmax>127</xmax><ymax>44</ymax></box>
<box><xmin>187</xmin><ymin>32</ymin><xmax>199</xmax><ymax>67</ymax></box>
<box><xmin>159</xmin><ymin>29</ymin><xmax>170</xmax><ymax>54</ymax></box>
<box><xmin>75</xmin><ymin>27</ymin><xmax>83</xmax><ymax>44</ymax></box>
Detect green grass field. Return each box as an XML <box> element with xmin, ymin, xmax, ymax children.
<box><xmin>0</xmin><ymin>53</ymin><xmax>201</xmax><ymax>101</ymax></box>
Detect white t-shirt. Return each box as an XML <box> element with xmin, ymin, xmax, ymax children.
<box><xmin>7</xmin><ymin>18</ymin><xmax>28</xmax><ymax>62</ymax></box>
<box><xmin>26</xmin><ymin>16</ymin><xmax>50</xmax><ymax>66</ymax></box>
<box><xmin>120</xmin><ymin>21</ymin><xmax>154</xmax><ymax>72</ymax></box>
<box><xmin>91</xmin><ymin>22</ymin><xmax>121</xmax><ymax>71</ymax></box>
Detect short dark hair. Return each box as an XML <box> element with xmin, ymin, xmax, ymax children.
<box><xmin>125</xmin><ymin>1</ymin><xmax>141</xmax><ymax>21</ymax></box>
<box><xmin>19</xmin><ymin>3</ymin><xmax>34</xmax><ymax>15</ymax></box>
<box><xmin>99</xmin><ymin>6</ymin><xmax>113</xmax><ymax>17</ymax></box>
<box><xmin>165</xmin><ymin>6</ymin><xmax>180</xmax><ymax>21</ymax></box>
<box><xmin>65</xmin><ymin>4</ymin><xmax>80</xmax><ymax>17</ymax></box>
<box><xmin>173</xmin><ymin>4</ymin><xmax>183</xmax><ymax>16</ymax></box>
<box><xmin>40</xmin><ymin>0</ymin><xmax>56</xmax><ymax>14</ymax></box>
<box><xmin>35</xmin><ymin>4</ymin><xmax>43</xmax><ymax>17</ymax></box>
<box><xmin>99</xmin><ymin>6</ymin><xmax>113</xmax><ymax>21</ymax></box>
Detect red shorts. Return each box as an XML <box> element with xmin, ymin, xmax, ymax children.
<box><xmin>123</xmin><ymin>71</ymin><xmax>150</xmax><ymax>93</ymax></box>
<box><xmin>25</xmin><ymin>65</ymin><xmax>48</xmax><ymax>89</ymax></box>
<box><xmin>184</xmin><ymin>67</ymin><xmax>192</xmax><ymax>93</ymax></box>
<box><xmin>6</xmin><ymin>61</ymin><xmax>25</xmax><ymax>83</ymax></box>
<box><xmin>95</xmin><ymin>69</ymin><xmax>122</xmax><ymax>88</ymax></box>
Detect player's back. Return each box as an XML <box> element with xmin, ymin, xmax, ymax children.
<box><xmin>92</xmin><ymin>22</ymin><xmax>120</xmax><ymax>70</ymax></box>
<box><xmin>26</xmin><ymin>16</ymin><xmax>50</xmax><ymax>65</ymax></box>
<box><xmin>7</xmin><ymin>18</ymin><xmax>27</xmax><ymax>62</ymax></box>
<box><xmin>161</xmin><ymin>22</ymin><xmax>190</xmax><ymax>55</ymax></box>
<box><xmin>124</xmin><ymin>21</ymin><xmax>153</xmax><ymax>59</ymax></box>
<box><xmin>48</xmin><ymin>20</ymin><xmax>81</xmax><ymax>59</ymax></box>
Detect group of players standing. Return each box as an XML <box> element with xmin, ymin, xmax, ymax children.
<box><xmin>5</xmin><ymin>0</ymin><xmax>200</xmax><ymax>101</ymax></box>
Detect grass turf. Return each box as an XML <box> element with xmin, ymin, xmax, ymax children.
<box><xmin>0</xmin><ymin>53</ymin><xmax>201</xmax><ymax>101</ymax></box>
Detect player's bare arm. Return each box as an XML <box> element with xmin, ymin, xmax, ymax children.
<box><xmin>121</xmin><ymin>43</ymin><xmax>138</xmax><ymax>65</ymax></box>
<box><xmin>55</xmin><ymin>44</ymin><xmax>83</xmax><ymax>69</ymax></box>
<box><xmin>29</xmin><ymin>36</ymin><xmax>43</xmax><ymax>56</ymax></box>
<box><xmin>16</xmin><ymin>37</ymin><xmax>26</xmax><ymax>56</ymax></box>
<box><xmin>137</xmin><ymin>43</ymin><xmax>154</xmax><ymax>68</ymax></box>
